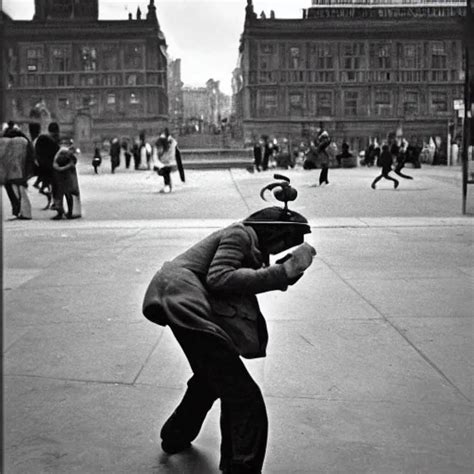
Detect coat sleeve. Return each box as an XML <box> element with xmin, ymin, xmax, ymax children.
<box><xmin>206</xmin><ymin>225</ymin><xmax>289</xmax><ymax>295</ymax></box>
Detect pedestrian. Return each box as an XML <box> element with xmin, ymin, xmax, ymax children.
<box><xmin>371</xmin><ymin>144</ymin><xmax>399</xmax><ymax>190</ymax></box>
<box><xmin>51</xmin><ymin>142</ymin><xmax>82</xmax><ymax>219</ymax></box>
<box><xmin>122</xmin><ymin>139</ymin><xmax>132</xmax><ymax>169</ymax></box>
<box><xmin>261</xmin><ymin>135</ymin><xmax>272</xmax><ymax>171</ymax></box>
<box><xmin>153</xmin><ymin>129</ymin><xmax>184</xmax><ymax>193</ymax></box>
<box><xmin>316</xmin><ymin>131</ymin><xmax>331</xmax><ymax>186</ymax></box>
<box><xmin>35</xmin><ymin>122</ymin><xmax>61</xmax><ymax>210</ymax></box>
<box><xmin>364</xmin><ymin>143</ymin><xmax>376</xmax><ymax>167</ymax></box>
<box><xmin>303</xmin><ymin>139</ymin><xmax>318</xmax><ymax>170</ymax></box>
<box><xmin>336</xmin><ymin>142</ymin><xmax>354</xmax><ymax>168</ymax></box>
<box><xmin>142</xmin><ymin>175</ymin><xmax>316</xmax><ymax>474</ymax></box>
<box><xmin>92</xmin><ymin>147</ymin><xmax>102</xmax><ymax>174</ymax></box>
<box><xmin>1</xmin><ymin>121</ymin><xmax>35</xmax><ymax>219</ymax></box>
<box><xmin>276</xmin><ymin>138</ymin><xmax>293</xmax><ymax>169</ymax></box>
<box><xmin>393</xmin><ymin>138</ymin><xmax>414</xmax><ymax>180</ymax></box>
<box><xmin>253</xmin><ymin>137</ymin><xmax>264</xmax><ymax>172</ymax></box>
<box><xmin>110</xmin><ymin>137</ymin><xmax>120</xmax><ymax>174</ymax></box>
<box><xmin>138</xmin><ymin>131</ymin><xmax>152</xmax><ymax>170</ymax></box>
<box><xmin>132</xmin><ymin>139</ymin><xmax>141</xmax><ymax>170</ymax></box>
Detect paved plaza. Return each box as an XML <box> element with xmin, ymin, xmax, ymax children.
<box><xmin>2</xmin><ymin>159</ymin><xmax>473</xmax><ymax>473</ymax></box>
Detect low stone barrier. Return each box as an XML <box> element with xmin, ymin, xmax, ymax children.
<box><xmin>180</xmin><ymin>148</ymin><xmax>254</xmax><ymax>169</ymax></box>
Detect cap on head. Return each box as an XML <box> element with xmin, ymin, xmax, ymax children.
<box><xmin>243</xmin><ymin>206</ymin><xmax>310</xmax><ymax>232</ymax></box>
<box><xmin>242</xmin><ymin>174</ymin><xmax>311</xmax><ymax>235</ymax></box>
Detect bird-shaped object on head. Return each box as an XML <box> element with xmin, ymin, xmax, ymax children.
<box><xmin>260</xmin><ymin>174</ymin><xmax>298</xmax><ymax>211</ymax></box>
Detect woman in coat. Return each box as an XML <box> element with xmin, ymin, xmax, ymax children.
<box><xmin>51</xmin><ymin>143</ymin><xmax>82</xmax><ymax>219</ymax></box>
<box><xmin>143</xmin><ymin>176</ymin><xmax>316</xmax><ymax>474</ymax></box>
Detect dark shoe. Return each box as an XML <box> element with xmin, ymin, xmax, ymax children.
<box><xmin>394</xmin><ymin>181</ymin><xmax>399</xmax><ymax>189</ymax></box>
<box><xmin>371</xmin><ymin>182</ymin><xmax>376</xmax><ymax>189</ymax></box>
<box><xmin>66</xmin><ymin>214</ymin><xmax>81</xmax><ymax>219</ymax></box>
<box><xmin>51</xmin><ymin>214</ymin><xmax>64</xmax><ymax>220</ymax></box>
<box><xmin>161</xmin><ymin>439</ymin><xmax>191</xmax><ymax>455</ymax></box>
<box><xmin>17</xmin><ymin>215</ymin><xmax>31</xmax><ymax>220</ymax></box>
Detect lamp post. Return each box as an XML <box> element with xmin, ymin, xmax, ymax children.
<box><xmin>462</xmin><ymin>0</ymin><xmax>473</xmax><ymax>214</ymax></box>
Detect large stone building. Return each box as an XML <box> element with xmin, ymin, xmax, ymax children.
<box><xmin>182</xmin><ymin>79</ymin><xmax>229</xmax><ymax>133</ymax></box>
<box><xmin>1</xmin><ymin>0</ymin><xmax>169</xmax><ymax>148</ymax></box>
<box><xmin>236</xmin><ymin>0</ymin><xmax>467</xmax><ymax>151</ymax></box>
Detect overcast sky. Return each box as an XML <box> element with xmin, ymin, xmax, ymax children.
<box><xmin>2</xmin><ymin>0</ymin><xmax>311</xmax><ymax>94</ymax></box>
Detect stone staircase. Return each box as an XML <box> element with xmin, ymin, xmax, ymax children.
<box><xmin>176</xmin><ymin>133</ymin><xmax>243</xmax><ymax>150</ymax></box>
<box><xmin>180</xmin><ymin>148</ymin><xmax>253</xmax><ymax>170</ymax></box>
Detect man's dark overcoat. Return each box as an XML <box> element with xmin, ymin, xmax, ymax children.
<box><xmin>143</xmin><ymin>223</ymin><xmax>290</xmax><ymax>359</ymax></box>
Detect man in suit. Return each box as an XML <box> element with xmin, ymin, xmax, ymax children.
<box><xmin>143</xmin><ymin>180</ymin><xmax>316</xmax><ymax>474</ymax></box>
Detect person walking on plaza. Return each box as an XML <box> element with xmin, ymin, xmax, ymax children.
<box><xmin>35</xmin><ymin>122</ymin><xmax>61</xmax><ymax>210</ymax></box>
<box><xmin>92</xmin><ymin>147</ymin><xmax>102</xmax><ymax>174</ymax></box>
<box><xmin>1</xmin><ymin>121</ymin><xmax>35</xmax><ymax>219</ymax></box>
<box><xmin>51</xmin><ymin>142</ymin><xmax>82</xmax><ymax>219</ymax></box>
<box><xmin>314</xmin><ymin>130</ymin><xmax>331</xmax><ymax>186</ymax></box>
<box><xmin>122</xmin><ymin>139</ymin><xmax>132</xmax><ymax>169</ymax></box>
<box><xmin>110</xmin><ymin>137</ymin><xmax>121</xmax><ymax>174</ymax></box>
<box><xmin>132</xmin><ymin>139</ymin><xmax>141</xmax><ymax>170</ymax></box>
<box><xmin>142</xmin><ymin>175</ymin><xmax>316</xmax><ymax>474</ymax></box>
<box><xmin>336</xmin><ymin>142</ymin><xmax>354</xmax><ymax>168</ymax></box>
<box><xmin>253</xmin><ymin>137</ymin><xmax>264</xmax><ymax>172</ymax></box>
<box><xmin>371</xmin><ymin>144</ymin><xmax>399</xmax><ymax>190</ymax></box>
<box><xmin>261</xmin><ymin>135</ymin><xmax>272</xmax><ymax>171</ymax></box>
<box><xmin>393</xmin><ymin>137</ymin><xmax>414</xmax><ymax>181</ymax></box>
<box><xmin>152</xmin><ymin>129</ymin><xmax>185</xmax><ymax>193</ymax></box>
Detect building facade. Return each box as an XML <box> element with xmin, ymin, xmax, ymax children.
<box><xmin>1</xmin><ymin>0</ymin><xmax>168</xmax><ymax>148</ymax></box>
<box><xmin>236</xmin><ymin>0</ymin><xmax>466</xmax><ymax>151</ymax></box>
<box><xmin>182</xmin><ymin>79</ymin><xmax>229</xmax><ymax>133</ymax></box>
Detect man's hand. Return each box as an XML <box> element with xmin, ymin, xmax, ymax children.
<box><xmin>282</xmin><ymin>242</ymin><xmax>316</xmax><ymax>280</ymax></box>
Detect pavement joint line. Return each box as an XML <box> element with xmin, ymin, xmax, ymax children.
<box><xmin>4</xmin><ymin>373</ymin><xmax>137</xmax><ymax>386</ymax></box>
<box><xmin>6</xmin><ymin>373</ymin><xmax>471</xmax><ymax>408</ymax></box>
<box><xmin>4</xmin><ymin>217</ymin><xmax>474</xmax><ymax>231</ymax></box>
<box><xmin>319</xmin><ymin>256</ymin><xmax>472</xmax><ymax>404</ymax></box>
<box><xmin>132</xmin><ymin>383</ymin><xmax>472</xmax><ymax>407</ymax></box>
<box><xmin>131</xmin><ymin>331</ymin><xmax>165</xmax><ymax>386</ymax></box>
<box><xmin>229</xmin><ymin>168</ymin><xmax>252</xmax><ymax>214</ymax></box>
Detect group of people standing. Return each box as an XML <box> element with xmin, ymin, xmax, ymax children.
<box><xmin>92</xmin><ymin>128</ymin><xmax>185</xmax><ymax>194</ymax></box>
<box><xmin>2</xmin><ymin>120</ymin><xmax>81</xmax><ymax>220</ymax></box>
<box><xmin>252</xmin><ymin>128</ymin><xmax>419</xmax><ymax>191</ymax></box>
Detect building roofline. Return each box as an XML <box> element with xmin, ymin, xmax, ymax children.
<box><xmin>308</xmin><ymin>1</ymin><xmax>465</xmax><ymax>7</ymax></box>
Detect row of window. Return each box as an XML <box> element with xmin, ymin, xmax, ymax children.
<box><xmin>18</xmin><ymin>42</ymin><xmax>158</xmax><ymax>74</ymax></box>
<box><xmin>250</xmin><ymin>69</ymin><xmax>462</xmax><ymax>85</ymax></box>
<box><xmin>257</xmin><ymin>41</ymin><xmax>460</xmax><ymax>71</ymax></box>
<box><xmin>12</xmin><ymin>72</ymin><xmax>166</xmax><ymax>89</ymax></box>
<box><xmin>255</xmin><ymin>90</ymin><xmax>454</xmax><ymax>117</ymax></box>
<box><xmin>306</xmin><ymin>5</ymin><xmax>465</xmax><ymax>19</ymax></box>
<box><xmin>12</xmin><ymin>90</ymin><xmax>163</xmax><ymax>119</ymax></box>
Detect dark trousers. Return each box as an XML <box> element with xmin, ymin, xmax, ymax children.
<box><xmin>160</xmin><ymin>166</ymin><xmax>172</xmax><ymax>187</ymax></box>
<box><xmin>254</xmin><ymin>157</ymin><xmax>262</xmax><ymax>172</ymax></box>
<box><xmin>372</xmin><ymin>171</ymin><xmax>399</xmax><ymax>187</ymax></box>
<box><xmin>394</xmin><ymin>163</ymin><xmax>413</xmax><ymax>180</ymax></box>
<box><xmin>319</xmin><ymin>163</ymin><xmax>329</xmax><ymax>185</ymax></box>
<box><xmin>162</xmin><ymin>327</ymin><xmax>267</xmax><ymax>474</ymax></box>
<box><xmin>125</xmin><ymin>152</ymin><xmax>132</xmax><ymax>169</ymax></box>
<box><xmin>4</xmin><ymin>183</ymin><xmax>21</xmax><ymax>216</ymax></box>
<box><xmin>133</xmin><ymin>152</ymin><xmax>140</xmax><ymax>170</ymax></box>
